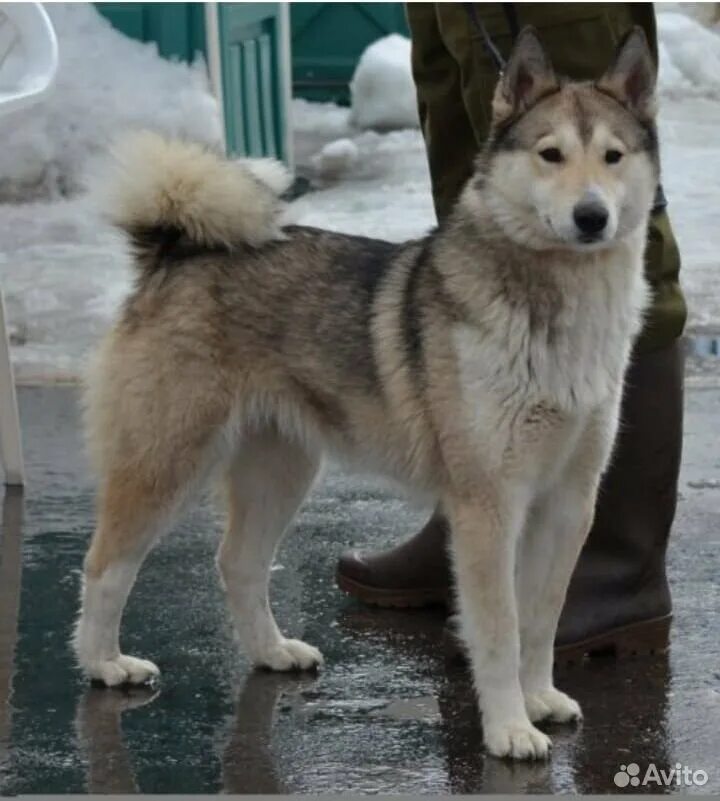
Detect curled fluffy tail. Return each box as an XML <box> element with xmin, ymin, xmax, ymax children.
<box><xmin>95</xmin><ymin>131</ymin><xmax>292</xmax><ymax>272</ymax></box>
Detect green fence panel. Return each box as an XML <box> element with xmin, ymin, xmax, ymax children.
<box><xmin>216</xmin><ymin>3</ymin><xmax>288</xmax><ymax>160</ymax></box>
<box><xmin>290</xmin><ymin>2</ymin><xmax>408</xmax><ymax>103</ymax></box>
<box><xmin>95</xmin><ymin>3</ymin><xmax>288</xmax><ymax>161</ymax></box>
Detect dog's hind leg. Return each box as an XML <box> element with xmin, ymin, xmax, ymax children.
<box><xmin>74</xmin><ymin>471</ymin><xmax>182</xmax><ymax>686</ymax></box>
<box><xmin>217</xmin><ymin>430</ymin><xmax>322</xmax><ymax>671</ymax></box>
<box><xmin>74</xmin><ymin>444</ymin><xmax>219</xmax><ymax>686</ymax></box>
<box><xmin>74</xmin><ymin>372</ymin><xmax>229</xmax><ymax>686</ymax></box>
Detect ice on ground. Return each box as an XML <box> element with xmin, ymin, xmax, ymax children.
<box><xmin>658</xmin><ymin>97</ymin><xmax>720</xmax><ymax>333</ymax></box>
<box><xmin>0</xmin><ymin>193</ymin><xmax>131</xmax><ymax>383</ymax></box>
<box><xmin>1</xmin><ymin>11</ymin><xmax>720</xmax><ymax>382</ymax></box>
<box><xmin>0</xmin><ymin>3</ymin><xmax>221</xmax><ymax>202</ymax></box>
<box><xmin>349</xmin><ymin>34</ymin><xmax>419</xmax><ymax>131</ymax></box>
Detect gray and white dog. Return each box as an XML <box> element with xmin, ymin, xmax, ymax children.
<box><xmin>76</xmin><ymin>27</ymin><xmax>658</xmax><ymax>760</ymax></box>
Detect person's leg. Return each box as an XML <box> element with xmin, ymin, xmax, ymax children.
<box><xmin>555</xmin><ymin>341</ymin><xmax>684</xmax><ymax>656</ymax></box>
<box><xmin>406</xmin><ymin>2</ymin><xmax>479</xmax><ymax>221</ymax></box>
<box><xmin>337</xmin><ymin>3</ymin><xmax>687</xmax><ymax>658</ymax></box>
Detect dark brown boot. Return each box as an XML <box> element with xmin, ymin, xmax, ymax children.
<box><xmin>336</xmin><ymin>341</ymin><xmax>684</xmax><ymax>658</ymax></box>
<box><xmin>336</xmin><ymin>510</ymin><xmax>452</xmax><ymax>608</ymax></box>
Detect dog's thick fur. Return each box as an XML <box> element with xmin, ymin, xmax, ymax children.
<box><xmin>75</xmin><ymin>29</ymin><xmax>659</xmax><ymax>760</ymax></box>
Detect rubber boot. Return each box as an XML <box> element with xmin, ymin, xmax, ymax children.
<box><xmin>336</xmin><ymin>341</ymin><xmax>684</xmax><ymax>659</ymax></box>
<box><xmin>337</xmin><ymin>509</ymin><xmax>453</xmax><ymax>608</ymax></box>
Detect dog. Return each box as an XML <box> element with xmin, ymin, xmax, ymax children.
<box><xmin>75</xmin><ymin>27</ymin><xmax>658</xmax><ymax>760</ymax></box>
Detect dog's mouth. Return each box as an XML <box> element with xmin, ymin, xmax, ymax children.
<box><xmin>577</xmin><ymin>232</ymin><xmax>605</xmax><ymax>245</ymax></box>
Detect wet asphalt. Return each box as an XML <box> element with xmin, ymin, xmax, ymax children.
<box><xmin>0</xmin><ymin>379</ymin><xmax>718</xmax><ymax>795</ymax></box>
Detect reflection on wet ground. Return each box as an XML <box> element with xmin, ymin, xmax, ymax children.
<box><xmin>1</xmin><ymin>387</ymin><xmax>718</xmax><ymax>794</ymax></box>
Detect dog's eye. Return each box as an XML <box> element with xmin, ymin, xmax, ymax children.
<box><xmin>605</xmin><ymin>149</ymin><xmax>623</xmax><ymax>164</ymax></box>
<box><xmin>539</xmin><ymin>148</ymin><xmax>563</xmax><ymax>164</ymax></box>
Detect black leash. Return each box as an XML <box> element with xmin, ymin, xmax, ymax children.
<box><xmin>652</xmin><ymin>184</ymin><xmax>667</xmax><ymax>215</ymax></box>
<box><xmin>464</xmin><ymin>3</ymin><xmax>519</xmax><ymax>74</ymax></box>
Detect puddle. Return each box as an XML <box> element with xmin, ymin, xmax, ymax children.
<box><xmin>373</xmin><ymin>697</ymin><xmax>441</xmax><ymax>722</ymax></box>
<box><xmin>288</xmin><ymin>696</ymin><xmax>441</xmax><ymax>723</ymax></box>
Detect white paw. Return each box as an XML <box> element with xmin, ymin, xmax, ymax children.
<box><xmin>85</xmin><ymin>654</ymin><xmax>160</xmax><ymax>687</ymax></box>
<box><xmin>255</xmin><ymin>638</ymin><xmax>324</xmax><ymax>672</ymax></box>
<box><xmin>484</xmin><ymin>719</ymin><xmax>552</xmax><ymax>760</ymax></box>
<box><xmin>525</xmin><ymin>687</ymin><xmax>582</xmax><ymax>723</ymax></box>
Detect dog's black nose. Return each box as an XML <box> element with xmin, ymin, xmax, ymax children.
<box><xmin>573</xmin><ymin>202</ymin><xmax>608</xmax><ymax>236</ymax></box>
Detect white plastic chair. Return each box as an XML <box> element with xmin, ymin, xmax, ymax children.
<box><xmin>0</xmin><ymin>3</ymin><xmax>58</xmax><ymax>485</ymax></box>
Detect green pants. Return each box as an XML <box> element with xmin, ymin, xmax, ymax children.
<box><xmin>407</xmin><ymin>3</ymin><xmax>686</xmax><ymax>351</ymax></box>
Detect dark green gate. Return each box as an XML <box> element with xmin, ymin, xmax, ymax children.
<box><xmin>95</xmin><ymin>2</ymin><xmax>207</xmax><ymax>62</ymax></box>
<box><xmin>290</xmin><ymin>3</ymin><xmax>409</xmax><ymax>103</ymax></box>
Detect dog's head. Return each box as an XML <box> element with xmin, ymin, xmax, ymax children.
<box><xmin>472</xmin><ymin>26</ymin><xmax>659</xmax><ymax>251</ymax></box>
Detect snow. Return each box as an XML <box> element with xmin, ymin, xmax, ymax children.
<box><xmin>349</xmin><ymin>34</ymin><xmax>419</xmax><ymax>131</ymax></box>
<box><xmin>658</xmin><ymin>13</ymin><xmax>720</xmax><ymax>98</ymax></box>
<box><xmin>310</xmin><ymin>138</ymin><xmax>359</xmax><ymax>179</ymax></box>
<box><xmin>1</xmin><ymin>8</ymin><xmax>720</xmax><ymax>383</ymax></box>
<box><xmin>0</xmin><ymin>3</ymin><xmax>221</xmax><ymax>202</ymax></box>
<box><xmin>0</xmin><ymin>194</ymin><xmax>128</xmax><ymax>382</ymax></box>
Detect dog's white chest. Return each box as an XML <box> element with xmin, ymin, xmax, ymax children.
<box><xmin>452</xmin><ymin>245</ymin><xmax>647</xmax><ymax>418</ymax></box>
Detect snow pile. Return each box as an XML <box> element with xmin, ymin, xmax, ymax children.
<box><xmin>310</xmin><ymin>138</ymin><xmax>359</xmax><ymax>179</ymax></box>
<box><xmin>0</xmin><ymin>3</ymin><xmax>221</xmax><ymax>202</ymax></box>
<box><xmin>656</xmin><ymin>3</ymin><xmax>720</xmax><ymax>28</ymax></box>
<box><xmin>657</xmin><ymin>12</ymin><xmax>720</xmax><ymax>98</ymax></box>
<box><xmin>293</xmin><ymin>98</ymin><xmax>352</xmax><ymax>169</ymax></box>
<box><xmin>349</xmin><ymin>34</ymin><xmax>419</xmax><ymax>131</ymax></box>
<box><xmin>293</xmin><ymin>98</ymin><xmax>352</xmax><ymax>139</ymax></box>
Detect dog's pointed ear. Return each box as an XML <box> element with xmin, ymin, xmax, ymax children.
<box><xmin>596</xmin><ymin>26</ymin><xmax>656</xmax><ymax>118</ymax></box>
<box><xmin>492</xmin><ymin>27</ymin><xmax>557</xmax><ymax>122</ymax></box>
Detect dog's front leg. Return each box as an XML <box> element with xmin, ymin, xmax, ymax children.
<box><xmin>517</xmin><ymin>485</ymin><xmax>596</xmax><ymax>724</ymax></box>
<box><xmin>517</xmin><ymin>406</ymin><xmax>618</xmax><ymax>723</ymax></box>
<box><xmin>446</xmin><ymin>490</ymin><xmax>552</xmax><ymax>760</ymax></box>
